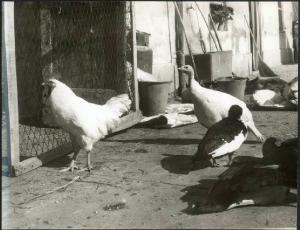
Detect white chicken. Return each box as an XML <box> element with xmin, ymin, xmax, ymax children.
<box><xmin>42</xmin><ymin>78</ymin><xmax>131</xmax><ymax>172</ymax></box>
<box><xmin>178</xmin><ymin>65</ymin><xmax>265</xmax><ymax>142</ymax></box>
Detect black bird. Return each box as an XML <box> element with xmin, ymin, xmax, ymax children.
<box><xmin>189</xmin><ymin>164</ymin><xmax>291</xmax><ymax>214</ymax></box>
<box><xmin>193</xmin><ymin>105</ymin><xmax>248</xmax><ymax>167</ymax></box>
<box><xmin>263</xmin><ymin>137</ymin><xmax>298</xmax><ymax>187</ymax></box>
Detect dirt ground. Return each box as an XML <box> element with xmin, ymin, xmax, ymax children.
<box><xmin>2</xmin><ymin>64</ymin><xmax>298</xmax><ymax>229</ymax></box>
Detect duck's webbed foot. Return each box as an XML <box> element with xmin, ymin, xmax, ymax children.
<box><xmin>210</xmin><ymin>158</ymin><xmax>221</xmax><ymax>167</ymax></box>
<box><xmin>225</xmin><ymin>153</ymin><xmax>234</xmax><ymax>167</ymax></box>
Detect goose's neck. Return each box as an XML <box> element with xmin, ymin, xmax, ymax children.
<box><xmin>189</xmin><ymin>73</ymin><xmax>203</xmax><ymax>88</ymax></box>
<box><xmin>188</xmin><ymin>73</ymin><xmax>195</xmax><ymax>87</ymax></box>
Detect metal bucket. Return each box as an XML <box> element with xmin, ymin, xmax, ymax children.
<box><xmin>138</xmin><ymin>81</ymin><xmax>171</xmax><ymax>116</ymax></box>
<box><xmin>214</xmin><ymin>77</ymin><xmax>247</xmax><ymax>101</ymax></box>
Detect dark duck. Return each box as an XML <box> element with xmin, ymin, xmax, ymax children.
<box><xmin>262</xmin><ymin>137</ymin><xmax>298</xmax><ymax>187</ymax></box>
<box><xmin>188</xmin><ymin>164</ymin><xmax>292</xmax><ymax>214</ymax></box>
<box><xmin>193</xmin><ymin>104</ymin><xmax>248</xmax><ymax>167</ymax></box>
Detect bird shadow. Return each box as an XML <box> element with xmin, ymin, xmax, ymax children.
<box><xmin>160</xmin><ymin>154</ymin><xmax>209</xmax><ymax>175</ymax></box>
<box><xmin>45</xmin><ymin>155</ymin><xmax>105</xmax><ymax>171</ymax></box>
<box><xmin>230</xmin><ymin>155</ymin><xmax>264</xmax><ymax>166</ymax></box>
<box><xmin>103</xmin><ymin>138</ymin><xmax>200</xmax><ymax>145</ymax></box>
<box><xmin>45</xmin><ymin>155</ymin><xmax>72</xmax><ymax>168</ymax></box>
<box><xmin>104</xmin><ymin>137</ymin><xmax>262</xmax><ymax>146</ymax></box>
<box><xmin>160</xmin><ymin>154</ymin><xmax>264</xmax><ymax>175</ymax></box>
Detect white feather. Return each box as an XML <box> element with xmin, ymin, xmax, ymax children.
<box><xmin>209</xmin><ymin>131</ymin><xmax>247</xmax><ymax>159</ymax></box>
<box><xmin>226</xmin><ymin>199</ymin><xmax>255</xmax><ymax>210</ymax></box>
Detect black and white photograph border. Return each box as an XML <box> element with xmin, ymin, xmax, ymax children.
<box><xmin>2</xmin><ymin>1</ymin><xmax>298</xmax><ymax>229</ymax></box>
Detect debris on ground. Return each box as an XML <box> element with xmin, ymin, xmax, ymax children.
<box><xmin>103</xmin><ymin>200</ymin><xmax>127</xmax><ymax>211</ymax></box>
<box><xmin>138</xmin><ymin>103</ymin><xmax>197</xmax><ymax>129</ymax></box>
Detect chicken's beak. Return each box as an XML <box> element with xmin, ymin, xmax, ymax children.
<box><xmin>42</xmin><ymin>81</ymin><xmax>56</xmax><ymax>91</ymax></box>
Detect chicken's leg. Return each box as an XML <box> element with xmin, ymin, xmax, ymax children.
<box><xmin>60</xmin><ymin>149</ymin><xmax>80</xmax><ymax>172</ymax></box>
<box><xmin>78</xmin><ymin>151</ymin><xmax>93</xmax><ymax>172</ymax></box>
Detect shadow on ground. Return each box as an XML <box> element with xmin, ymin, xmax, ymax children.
<box><xmin>45</xmin><ymin>155</ymin><xmax>71</xmax><ymax>168</ymax></box>
<box><xmin>160</xmin><ymin>153</ymin><xmax>264</xmax><ymax>175</ymax></box>
<box><xmin>105</xmin><ymin>138</ymin><xmax>262</xmax><ymax>146</ymax></box>
<box><xmin>103</xmin><ymin>138</ymin><xmax>201</xmax><ymax>145</ymax></box>
<box><xmin>160</xmin><ymin>154</ymin><xmax>211</xmax><ymax>175</ymax></box>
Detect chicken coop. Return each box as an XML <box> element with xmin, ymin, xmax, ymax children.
<box><xmin>2</xmin><ymin>1</ymin><xmax>142</xmax><ymax>176</ymax></box>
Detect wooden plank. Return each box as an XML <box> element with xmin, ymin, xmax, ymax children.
<box><xmin>130</xmin><ymin>2</ymin><xmax>140</xmax><ymax>112</ymax></box>
<box><xmin>3</xmin><ymin>2</ymin><xmax>20</xmax><ymax>171</ymax></box>
<box><xmin>12</xmin><ymin>111</ymin><xmax>143</xmax><ymax>176</ymax></box>
<box><xmin>12</xmin><ymin>142</ymin><xmax>73</xmax><ymax>177</ymax></box>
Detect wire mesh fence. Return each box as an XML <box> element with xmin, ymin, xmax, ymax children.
<box><xmin>14</xmin><ymin>1</ymin><xmax>136</xmax><ymax>159</ymax></box>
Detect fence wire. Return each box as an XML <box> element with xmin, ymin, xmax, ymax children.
<box><xmin>14</xmin><ymin>1</ymin><xmax>135</xmax><ymax>159</ymax></box>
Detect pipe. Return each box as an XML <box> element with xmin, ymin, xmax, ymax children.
<box><xmin>173</xmin><ymin>1</ymin><xmax>199</xmax><ymax>82</ymax></box>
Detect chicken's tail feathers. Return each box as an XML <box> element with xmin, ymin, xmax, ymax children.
<box><xmin>105</xmin><ymin>94</ymin><xmax>132</xmax><ymax>117</ymax></box>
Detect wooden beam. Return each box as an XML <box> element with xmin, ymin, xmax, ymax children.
<box><xmin>3</xmin><ymin>2</ymin><xmax>20</xmax><ymax>174</ymax></box>
<box><xmin>130</xmin><ymin>1</ymin><xmax>140</xmax><ymax>112</ymax></box>
<box><xmin>13</xmin><ymin>142</ymin><xmax>73</xmax><ymax>177</ymax></box>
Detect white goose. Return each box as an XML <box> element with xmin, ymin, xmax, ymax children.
<box><xmin>178</xmin><ymin>65</ymin><xmax>264</xmax><ymax>142</ymax></box>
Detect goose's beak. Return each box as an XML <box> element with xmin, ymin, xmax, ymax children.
<box><xmin>178</xmin><ymin>67</ymin><xmax>187</xmax><ymax>73</ymax></box>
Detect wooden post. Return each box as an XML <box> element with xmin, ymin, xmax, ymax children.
<box><xmin>175</xmin><ymin>1</ymin><xmax>186</xmax><ymax>96</ymax></box>
<box><xmin>249</xmin><ymin>2</ymin><xmax>262</xmax><ymax>70</ymax></box>
<box><xmin>3</xmin><ymin>1</ymin><xmax>20</xmax><ymax>175</ymax></box>
<box><xmin>130</xmin><ymin>1</ymin><xmax>139</xmax><ymax>111</ymax></box>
